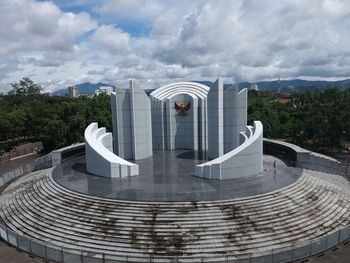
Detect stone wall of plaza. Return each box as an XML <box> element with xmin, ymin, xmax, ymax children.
<box><xmin>263</xmin><ymin>139</ymin><xmax>344</xmax><ymax>175</ymax></box>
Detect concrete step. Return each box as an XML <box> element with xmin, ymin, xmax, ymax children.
<box><xmin>1</xmin><ymin>170</ymin><xmax>350</xmax><ymax>262</ymax></box>
<box><xmin>1</xmin><ymin>182</ymin><xmax>348</xmax><ymax>256</ymax></box>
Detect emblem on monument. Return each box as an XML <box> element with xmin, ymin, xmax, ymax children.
<box><xmin>175</xmin><ymin>102</ymin><xmax>191</xmax><ymax>115</ymax></box>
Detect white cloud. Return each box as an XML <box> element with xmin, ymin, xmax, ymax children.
<box><xmin>95</xmin><ymin>0</ymin><xmax>163</xmax><ymax>20</ymax></box>
<box><xmin>147</xmin><ymin>0</ymin><xmax>350</xmax><ymax>81</ymax></box>
<box><xmin>1</xmin><ymin>0</ymin><xmax>350</xmax><ymax>92</ymax></box>
<box><xmin>150</xmin><ymin>13</ymin><xmax>179</xmax><ymax>38</ymax></box>
<box><xmin>91</xmin><ymin>25</ymin><xmax>130</xmax><ymax>55</ymax></box>
<box><xmin>0</xmin><ymin>0</ymin><xmax>96</xmax><ymax>55</ymax></box>
<box><xmin>166</xmin><ymin>65</ymin><xmax>190</xmax><ymax>78</ymax></box>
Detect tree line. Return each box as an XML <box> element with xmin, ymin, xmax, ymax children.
<box><xmin>1</xmin><ymin>78</ymin><xmax>349</xmax><ymax>153</ymax></box>
<box><xmin>248</xmin><ymin>89</ymin><xmax>350</xmax><ymax>152</ymax></box>
<box><xmin>0</xmin><ymin>94</ymin><xmax>111</xmax><ymax>153</ymax></box>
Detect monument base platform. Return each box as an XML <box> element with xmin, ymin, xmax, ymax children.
<box><xmin>52</xmin><ymin>149</ymin><xmax>302</xmax><ymax>202</ymax></box>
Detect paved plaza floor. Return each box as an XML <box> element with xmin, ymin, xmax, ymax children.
<box><xmin>52</xmin><ymin>150</ymin><xmax>302</xmax><ymax>201</ymax></box>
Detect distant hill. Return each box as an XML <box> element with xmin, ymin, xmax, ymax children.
<box><xmin>52</xmin><ymin>82</ymin><xmax>115</xmax><ymax>96</ymax></box>
<box><xmin>51</xmin><ymin>79</ymin><xmax>350</xmax><ymax>96</ymax></box>
<box><xmin>193</xmin><ymin>80</ymin><xmax>214</xmax><ymax>87</ymax></box>
<box><xmin>195</xmin><ymin>79</ymin><xmax>350</xmax><ymax>92</ymax></box>
<box><xmin>238</xmin><ymin>79</ymin><xmax>350</xmax><ymax>92</ymax></box>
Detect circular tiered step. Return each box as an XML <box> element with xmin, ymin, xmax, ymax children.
<box><xmin>1</xmin><ymin>169</ymin><xmax>350</xmax><ymax>262</ymax></box>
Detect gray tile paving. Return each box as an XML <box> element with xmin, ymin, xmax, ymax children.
<box><xmin>52</xmin><ymin>150</ymin><xmax>302</xmax><ymax>201</ymax></box>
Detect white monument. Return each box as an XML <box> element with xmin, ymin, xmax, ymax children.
<box><xmin>84</xmin><ymin>78</ymin><xmax>263</xmax><ymax>179</ymax></box>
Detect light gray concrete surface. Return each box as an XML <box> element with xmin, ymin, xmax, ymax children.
<box><xmin>52</xmin><ymin>153</ymin><xmax>300</xmax><ymax>201</ymax></box>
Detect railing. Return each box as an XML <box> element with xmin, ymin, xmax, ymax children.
<box><xmin>0</xmin><ymin>142</ymin><xmax>43</xmax><ymax>165</ymax></box>
<box><xmin>0</xmin><ymin>222</ymin><xmax>349</xmax><ymax>263</ymax></box>
<box><xmin>0</xmin><ymin>167</ymin><xmax>25</xmax><ymax>187</ymax></box>
<box><xmin>1</xmin><ymin>144</ymin><xmax>350</xmax><ymax>262</ymax></box>
<box><xmin>263</xmin><ymin>139</ymin><xmax>345</xmax><ymax>175</ymax></box>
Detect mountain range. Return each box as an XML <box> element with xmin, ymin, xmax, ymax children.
<box><xmin>52</xmin><ymin>79</ymin><xmax>350</xmax><ymax>96</ymax></box>
<box><xmin>52</xmin><ymin>82</ymin><xmax>115</xmax><ymax>96</ymax></box>
<box><xmin>238</xmin><ymin>79</ymin><xmax>350</xmax><ymax>92</ymax></box>
<box><xmin>195</xmin><ymin>79</ymin><xmax>350</xmax><ymax>92</ymax></box>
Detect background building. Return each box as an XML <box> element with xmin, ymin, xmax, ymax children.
<box><xmin>68</xmin><ymin>86</ymin><xmax>79</xmax><ymax>98</ymax></box>
<box><xmin>94</xmin><ymin>86</ymin><xmax>113</xmax><ymax>96</ymax></box>
<box><xmin>250</xmin><ymin>83</ymin><xmax>259</xmax><ymax>91</ymax></box>
<box><xmin>7</xmin><ymin>89</ymin><xmax>16</xmax><ymax>95</ymax></box>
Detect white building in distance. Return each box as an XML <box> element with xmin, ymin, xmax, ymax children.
<box><xmin>68</xmin><ymin>86</ymin><xmax>79</xmax><ymax>98</ymax></box>
<box><xmin>7</xmin><ymin>89</ymin><xmax>16</xmax><ymax>95</ymax></box>
<box><xmin>95</xmin><ymin>86</ymin><xmax>113</xmax><ymax>96</ymax></box>
<box><xmin>250</xmin><ymin>83</ymin><xmax>259</xmax><ymax>91</ymax></box>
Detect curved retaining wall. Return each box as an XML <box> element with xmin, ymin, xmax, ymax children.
<box><xmin>85</xmin><ymin>122</ymin><xmax>139</xmax><ymax>178</ymax></box>
<box><xmin>264</xmin><ymin>139</ymin><xmax>342</xmax><ymax>175</ymax></box>
<box><xmin>196</xmin><ymin>121</ymin><xmax>263</xmax><ymax>180</ymax></box>
<box><xmin>50</xmin><ymin>143</ymin><xmax>85</xmax><ymax>166</ymax></box>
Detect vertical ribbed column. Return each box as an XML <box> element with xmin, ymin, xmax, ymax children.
<box><xmin>165</xmin><ymin>98</ymin><xmax>173</xmax><ymax>150</ymax></box>
<box><xmin>111</xmin><ymin>92</ymin><xmax>118</xmax><ymax>155</ymax></box>
<box><xmin>207</xmin><ymin>78</ymin><xmax>224</xmax><ymax>159</ymax></box>
<box><xmin>237</xmin><ymin>89</ymin><xmax>248</xmax><ymax>134</ymax></box>
<box><xmin>151</xmin><ymin>98</ymin><xmax>165</xmax><ymax>150</ymax></box>
<box><xmin>192</xmin><ymin>96</ymin><xmax>199</xmax><ymax>151</ymax></box>
<box><xmin>129</xmin><ymin>80</ymin><xmax>153</xmax><ymax>160</ymax></box>
<box><xmin>111</xmin><ymin>81</ymin><xmax>153</xmax><ymax>160</ymax></box>
<box><xmin>223</xmin><ymin>85</ymin><xmax>238</xmax><ymax>153</ymax></box>
<box><xmin>111</xmin><ymin>89</ymin><xmax>133</xmax><ymax>159</ymax></box>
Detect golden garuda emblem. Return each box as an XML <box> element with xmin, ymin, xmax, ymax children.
<box><xmin>175</xmin><ymin>102</ymin><xmax>191</xmax><ymax>115</ymax></box>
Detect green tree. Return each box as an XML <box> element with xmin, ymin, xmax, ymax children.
<box><xmin>11</xmin><ymin>77</ymin><xmax>42</xmax><ymax>95</ymax></box>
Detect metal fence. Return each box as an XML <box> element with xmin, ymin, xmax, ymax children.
<box><xmin>0</xmin><ymin>142</ymin><xmax>44</xmax><ymax>164</ymax></box>
<box><xmin>1</xmin><ymin>147</ymin><xmax>350</xmax><ymax>262</ymax></box>
<box><xmin>33</xmin><ymin>153</ymin><xmax>53</xmax><ymax>171</ymax></box>
<box><xmin>0</xmin><ymin>153</ymin><xmax>52</xmax><ymax>188</ymax></box>
<box><xmin>0</xmin><ymin>222</ymin><xmax>349</xmax><ymax>263</ymax></box>
<box><xmin>0</xmin><ymin>164</ymin><xmax>32</xmax><ymax>187</ymax></box>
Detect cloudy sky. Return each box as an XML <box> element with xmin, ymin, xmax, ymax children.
<box><xmin>0</xmin><ymin>0</ymin><xmax>350</xmax><ymax>92</ymax></box>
